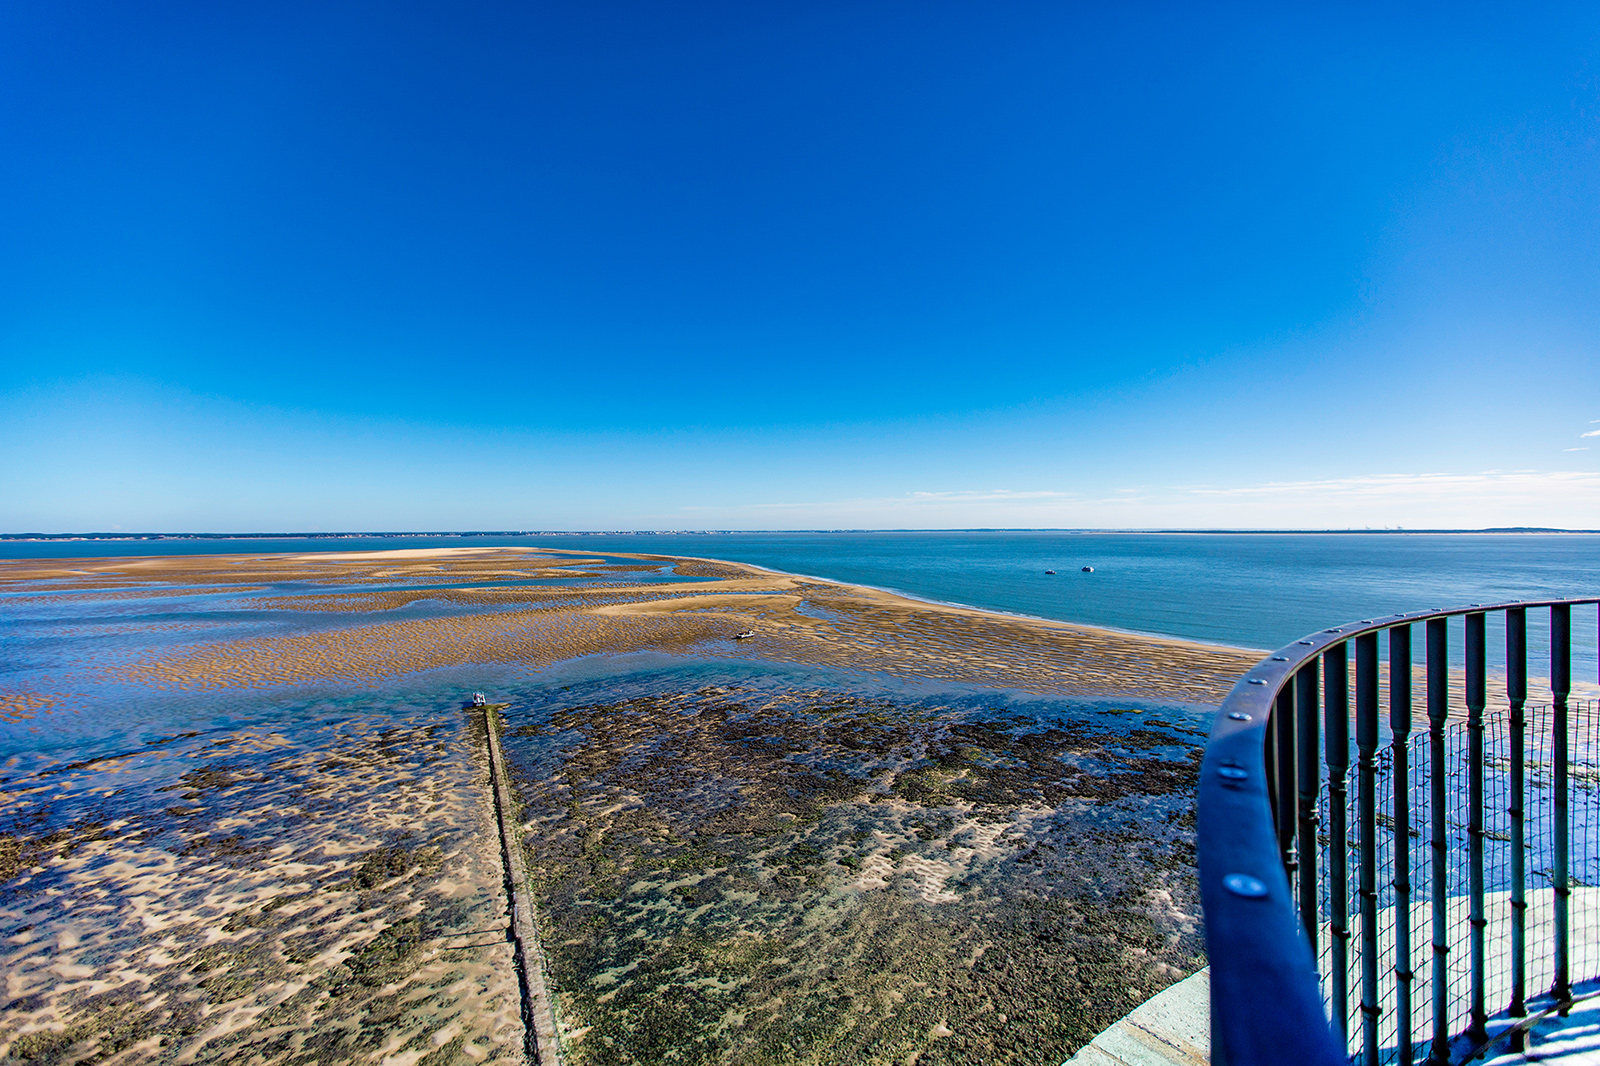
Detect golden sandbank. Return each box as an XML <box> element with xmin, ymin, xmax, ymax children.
<box><xmin>0</xmin><ymin>546</ymin><xmax>1260</xmax><ymax>705</ymax></box>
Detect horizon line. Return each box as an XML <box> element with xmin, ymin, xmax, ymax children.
<box><xmin>3</xmin><ymin>526</ymin><xmax>1597</xmax><ymax>540</ymax></box>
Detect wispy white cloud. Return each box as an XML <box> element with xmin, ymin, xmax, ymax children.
<box><xmin>1582</xmin><ymin>429</ymin><xmax>1600</xmax><ymax>438</ymax></box>
<box><xmin>1182</xmin><ymin>470</ymin><xmax>1593</xmax><ymax>498</ymax></box>
<box><xmin>904</xmin><ymin>489</ymin><xmax>1070</xmax><ymax>502</ymax></box>
<box><xmin>689</xmin><ymin>488</ymin><xmax>1076</xmax><ymax>514</ymax></box>
<box><xmin>1566</xmin><ymin>447</ymin><xmax>1590</xmax><ymax>452</ymax></box>
<box><xmin>681</xmin><ymin>469</ymin><xmax>1600</xmax><ymax>529</ymax></box>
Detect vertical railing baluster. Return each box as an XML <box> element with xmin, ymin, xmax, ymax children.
<box><xmin>1507</xmin><ymin>608</ymin><xmax>1528</xmax><ymax>1034</ymax></box>
<box><xmin>1266</xmin><ymin>702</ymin><xmax>1280</xmax><ymax>840</ymax></box>
<box><xmin>1357</xmin><ymin>631</ymin><xmax>1381</xmax><ymax>1066</ymax></box>
<box><xmin>1465</xmin><ymin>611</ymin><xmax>1488</xmax><ymax>1045</ymax></box>
<box><xmin>1327</xmin><ymin>643</ymin><xmax>1352</xmax><ymax>1048</ymax></box>
<box><xmin>1298</xmin><ymin>663</ymin><xmax>1321</xmax><ymax>949</ymax></box>
<box><xmin>1392</xmin><ymin>623</ymin><xmax>1415</xmax><ymax>1064</ymax></box>
<box><xmin>1553</xmin><ymin>603</ymin><xmax>1572</xmax><ymax>1003</ymax></box>
<box><xmin>1425</xmin><ymin>617</ymin><xmax>1449</xmax><ymax>1064</ymax></box>
<box><xmin>1278</xmin><ymin>686</ymin><xmax>1298</xmax><ymax>885</ymax></box>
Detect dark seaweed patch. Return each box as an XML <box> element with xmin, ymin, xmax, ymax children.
<box><xmin>504</xmin><ymin>685</ymin><xmax>1204</xmax><ymax>1066</ymax></box>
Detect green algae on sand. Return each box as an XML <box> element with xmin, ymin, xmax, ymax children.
<box><xmin>505</xmin><ymin>685</ymin><xmax>1205</xmax><ymax>1066</ymax></box>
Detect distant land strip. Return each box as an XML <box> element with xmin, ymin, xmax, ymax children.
<box><xmin>2</xmin><ymin>526</ymin><xmax>1596</xmax><ymax>541</ymax></box>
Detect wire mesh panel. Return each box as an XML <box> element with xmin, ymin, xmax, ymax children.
<box><xmin>1316</xmin><ymin>699</ymin><xmax>1600</xmax><ymax>1063</ymax></box>
<box><xmin>1200</xmin><ymin>601</ymin><xmax>1600</xmax><ymax>1066</ymax></box>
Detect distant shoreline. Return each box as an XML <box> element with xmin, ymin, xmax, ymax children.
<box><xmin>3</xmin><ymin>526</ymin><xmax>1596</xmax><ymax>541</ymax></box>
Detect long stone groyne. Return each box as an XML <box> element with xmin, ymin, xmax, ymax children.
<box><xmin>484</xmin><ymin>704</ymin><xmax>563</xmax><ymax>1066</ymax></box>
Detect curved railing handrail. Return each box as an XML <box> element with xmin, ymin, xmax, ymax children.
<box><xmin>1199</xmin><ymin>596</ymin><xmax>1600</xmax><ymax>1066</ymax></box>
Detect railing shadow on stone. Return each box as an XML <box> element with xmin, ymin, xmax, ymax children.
<box><xmin>1199</xmin><ymin>599</ymin><xmax>1600</xmax><ymax>1066</ymax></box>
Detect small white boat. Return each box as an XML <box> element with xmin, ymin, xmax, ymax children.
<box><xmin>735</xmin><ymin>630</ymin><xmax>756</xmax><ymax>640</ymax></box>
<box><xmin>1044</xmin><ymin>570</ymin><xmax>1056</xmax><ymax>575</ymax></box>
<box><xmin>472</xmin><ymin>692</ymin><xmax>488</xmax><ymax>707</ymax></box>
<box><xmin>1081</xmin><ymin>566</ymin><xmax>1094</xmax><ymax>573</ymax></box>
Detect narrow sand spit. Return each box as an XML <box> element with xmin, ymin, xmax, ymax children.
<box><xmin>0</xmin><ymin>548</ymin><xmax>1259</xmax><ymax>704</ymax></box>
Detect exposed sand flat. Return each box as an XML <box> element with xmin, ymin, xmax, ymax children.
<box><xmin>0</xmin><ymin>713</ymin><xmax>522</xmax><ymax>1065</ymax></box>
<box><xmin>3</xmin><ymin>546</ymin><xmax>1585</xmax><ymax>1065</ymax></box>
<box><xmin>0</xmin><ymin>546</ymin><xmax>1233</xmax><ymax>1065</ymax></box>
<box><xmin>109</xmin><ymin>599</ymin><xmax>1253</xmax><ymax>702</ymax></box>
<box><xmin>0</xmin><ymin>547</ymin><xmax>1260</xmax><ymax>704</ymax></box>
<box><xmin>116</xmin><ymin>609</ymin><xmax>737</xmax><ymax>692</ymax></box>
<box><xmin>0</xmin><ymin>546</ymin><xmax>625</xmax><ymax>590</ymax></box>
<box><xmin>294</xmin><ymin>547</ymin><xmax>555</xmax><ymax>561</ymax></box>
<box><xmin>12</xmin><ymin>548</ymin><xmax>1581</xmax><ymax>709</ymax></box>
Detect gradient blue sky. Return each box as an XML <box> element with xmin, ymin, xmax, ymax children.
<box><xmin>3</xmin><ymin>2</ymin><xmax>1598</xmax><ymax>531</ymax></box>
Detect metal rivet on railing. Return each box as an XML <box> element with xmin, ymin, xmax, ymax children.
<box><xmin>1326</xmin><ymin>628</ymin><xmax>1343</xmax><ymax>633</ymax></box>
<box><xmin>1218</xmin><ymin>766</ymin><xmax>1249</xmax><ymax>782</ymax></box>
<box><xmin>1271</xmin><ymin>656</ymin><xmax>1288</xmax><ymax>661</ymax></box>
<box><xmin>1298</xmin><ymin>640</ymin><xmax>1313</xmax><ymax>645</ymax></box>
<box><xmin>1247</xmin><ymin>678</ymin><xmax>1268</xmax><ymax>685</ymax></box>
<box><xmin>1223</xmin><ymin>874</ymin><xmax>1268</xmax><ymax>899</ymax></box>
<box><xmin>1228</xmin><ymin>712</ymin><xmax>1252</xmax><ymax>721</ymax></box>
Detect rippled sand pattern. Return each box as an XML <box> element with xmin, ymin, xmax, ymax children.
<box><xmin>625</xmin><ymin>584</ymin><xmax>1258</xmax><ymax>703</ymax></box>
<box><xmin>0</xmin><ymin>694</ymin><xmax>67</xmax><ymax>723</ymax></box>
<box><xmin>0</xmin><ymin>714</ymin><xmax>521</xmax><ymax>1064</ymax></box>
<box><xmin>0</xmin><ymin>548</ymin><xmax>1255</xmax><ymax>705</ymax></box>
<box><xmin>507</xmin><ymin>685</ymin><xmax>1206</xmax><ymax>1066</ymax></box>
<box><xmin>0</xmin><ymin>547</ymin><xmax>607</xmax><ymax>592</ymax></box>
<box><xmin>119</xmin><ymin>611</ymin><xmax>732</xmax><ymax>691</ymax></box>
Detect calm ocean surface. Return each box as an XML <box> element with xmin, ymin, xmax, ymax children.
<box><xmin>4</xmin><ymin>531</ymin><xmax>1596</xmax><ymax>652</ymax></box>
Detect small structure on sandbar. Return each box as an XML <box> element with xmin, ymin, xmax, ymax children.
<box><xmin>471</xmin><ymin>691</ymin><xmax>488</xmax><ymax>707</ymax></box>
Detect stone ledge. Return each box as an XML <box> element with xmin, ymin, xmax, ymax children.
<box><xmin>1065</xmin><ymin>967</ymin><xmax>1209</xmax><ymax>1066</ymax></box>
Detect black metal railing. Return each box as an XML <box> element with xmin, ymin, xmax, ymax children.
<box><xmin>1199</xmin><ymin>598</ymin><xmax>1600</xmax><ymax>1065</ymax></box>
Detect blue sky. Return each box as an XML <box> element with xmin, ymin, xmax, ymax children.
<box><xmin>2</xmin><ymin>2</ymin><xmax>1598</xmax><ymax>531</ymax></box>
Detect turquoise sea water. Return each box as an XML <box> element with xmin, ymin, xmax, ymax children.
<box><xmin>6</xmin><ymin>531</ymin><xmax>1596</xmax><ymax>651</ymax></box>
